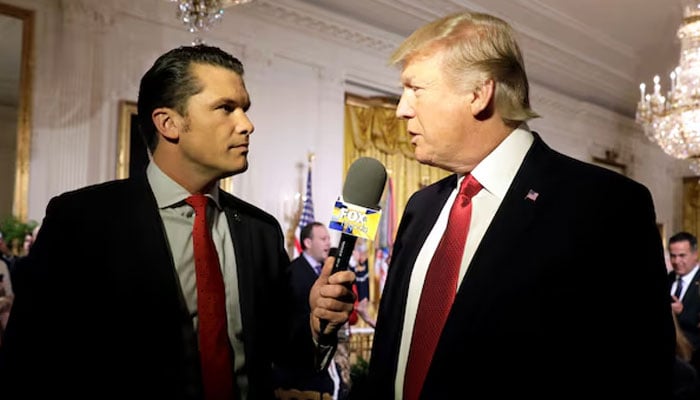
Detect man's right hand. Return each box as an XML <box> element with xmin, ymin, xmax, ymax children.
<box><xmin>308</xmin><ymin>256</ymin><xmax>356</xmax><ymax>339</ymax></box>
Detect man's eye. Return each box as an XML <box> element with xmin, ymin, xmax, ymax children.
<box><xmin>220</xmin><ymin>104</ymin><xmax>234</xmax><ymax>112</ymax></box>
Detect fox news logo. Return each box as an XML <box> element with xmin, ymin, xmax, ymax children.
<box><xmin>329</xmin><ymin>198</ymin><xmax>381</xmax><ymax>240</ymax></box>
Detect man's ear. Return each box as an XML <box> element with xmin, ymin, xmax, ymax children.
<box><xmin>470</xmin><ymin>79</ymin><xmax>495</xmax><ymax>117</ymax></box>
<box><xmin>302</xmin><ymin>237</ymin><xmax>312</xmax><ymax>251</ymax></box>
<box><xmin>152</xmin><ymin>107</ymin><xmax>181</xmax><ymax>141</ymax></box>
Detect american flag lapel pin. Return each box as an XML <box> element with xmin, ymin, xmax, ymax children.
<box><xmin>525</xmin><ymin>189</ymin><xmax>539</xmax><ymax>202</ymax></box>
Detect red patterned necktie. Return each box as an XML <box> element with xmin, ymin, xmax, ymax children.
<box><xmin>185</xmin><ymin>194</ymin><xmax>235</xmax><ymax>400</ymax></box>
<box><xmin>404</xmin><ymin>174</ymin><xmax>482</xmax><ymax>400</ymax></box>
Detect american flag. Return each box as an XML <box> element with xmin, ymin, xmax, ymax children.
<box><xmin>374</xmin><ymin>176</ymin><xmax>395</xmax><ymax>296</ymax></box>
<box><xmin>294</xmin><ymin>163</ymin><xmax>315</xmax><ymax>256</ymax></box>
<box><xmin>525</xmin><ymin>189</ymin><xmax>539</xmax><ymax>201</ymax></box>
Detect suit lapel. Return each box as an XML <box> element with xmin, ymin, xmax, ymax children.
<box><xmin>684</xmin><ymin>267</ymin><xmax>700</xmax><ymax>304</ymax></box>
<box><xmin>116</xmin><ymin>175</ymin><xmax>185</xmax><ymax>320</ymax></box>
<box><xmin>386</xmin><ymin>175</ymin><xmax>456</xmax><ymax>313</ymax></box>
<box><xmin>300</xmin><ymin>256</ymin><xmax>318</xmax><ymax>280</ymax></box>
<box><xmin>218</xmin><ymin>191</ymin><xmax>255</xmax><ymax>329</ymax></box>
<box><xmin>461</xmin><ymin>142</ymin><xmax>544</xmax><ymax>286</ymax></box>
<box><xmin>444</xmin><ymin>135</ymin><xmax>550</xmax><ymax>331</ymax></box>
<box><xmin>130</xmin><ymin>176</ymin><xmax>173</xmax><ymax>263</ymax></box>
<box><xmin>370</xmin><ymin>174</ymin><xmax>455</xmax><ymax>391</ymax></box>
<box><xmin>219</xmin><ymin>191</ymin><xmax>249</xmax><ymax>292</ymax></box>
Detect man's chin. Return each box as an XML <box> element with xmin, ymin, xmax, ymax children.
<box><xmin>221</xmin><ymin>161</ymin><xmax>248</xmax><ymax>179</ymax></box>
<box><xmin>415</xmin><ymin>154</ymin><xmax>434</xmax><ymax>167</ymax></box>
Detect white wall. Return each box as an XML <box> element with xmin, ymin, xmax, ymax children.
<box><xmin>2</xmin><ymin>0</ymin><xmax>687</xmax><ymax>242</ymax></box>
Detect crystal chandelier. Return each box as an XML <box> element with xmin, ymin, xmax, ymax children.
<box><xmin>169</xmin><ymin>0</ymin><xmax>253</xmax><ymax>44</ymax></box>
<box><xmin>636</xmin><ymin>1</ymin><xmax>700</xmax><ymax>174</ymax></box>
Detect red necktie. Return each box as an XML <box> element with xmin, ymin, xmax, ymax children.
<box><xmin>186</xmin><ymin>194</ymin><xmax>235</xmax><ymax>400</ymax></box>
<box><xmin>404</xmin><ymin>174</ymin><xmax>482</xmax><ymax>400</ymax></box>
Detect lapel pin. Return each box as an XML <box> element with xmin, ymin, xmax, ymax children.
<box><xmin>525</xmin><ymin>189</ymin><xmax>539</xmax><ymax>202</ymax></box>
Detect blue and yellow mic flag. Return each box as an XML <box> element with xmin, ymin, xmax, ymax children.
<box><xmin>328</xmin><ymin>197</ymin><xmax>382</xmax><ymax>240</ymax></box>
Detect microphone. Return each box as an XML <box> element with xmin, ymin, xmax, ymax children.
<box><xmin>330</xmin><ymin>156</ymin><xmax>387</xmax><ymax>274</ymax></box>
<box><xmin>320</xmin><ymin>157</ymin><xmax>387</xmax><ymax>334</ymax></box>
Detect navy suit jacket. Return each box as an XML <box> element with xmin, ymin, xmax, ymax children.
<box><xmin>670</xmin><ymin>268</ymin><xmax>700</xmax><ymax>350</ymax></box>
<box><xmin>287</xmin><ymin>255</ymin><xmax>320</xmax><ymax>316</ymax></box>
<box><xmin>365</xmin><ymin>134</ymin><xmax>675</xmax><ymax>399</ymax></box>
<box><xmin>0</xmin><ymin>174</ymin><xmax>315</xmax><ymax>399</ymax></box>
<box><xmin>273</xmin><ymin>255</ymin><xmax>335</xmax><ymax>394</ymax></box>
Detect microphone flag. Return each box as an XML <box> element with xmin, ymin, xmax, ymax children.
<box><xmin>328</xmin><ymin>196</ymin><xmax>382</xmax><ymax>240</ymax></box>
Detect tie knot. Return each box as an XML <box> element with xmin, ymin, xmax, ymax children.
<box><xmin>459</xmin><ymin>174</ymin><xmax>482</xmax><ymax>199</ymax></box>
<box><xmin>185</xmin><ymin>194</ymin><xmax>209</xmax><ymax>212</ymax></box>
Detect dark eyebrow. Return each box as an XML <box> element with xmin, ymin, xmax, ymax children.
<box><xmin>216</xmin><ymin>97</ymin><xmax>251</xmax><ymax>112</ymax></box>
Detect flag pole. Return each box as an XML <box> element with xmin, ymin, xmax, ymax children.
<box><xmin>291</xmin><ymin>152</ymin><xmax>316</xmax><ymax>257</ymax></box>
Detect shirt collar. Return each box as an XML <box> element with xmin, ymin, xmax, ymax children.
<box><xmin>302</xmin><ymin>251</ymin><xmax>321</xmax><ymax>269</ymax></box>
<box><xmin>681</xmin><ymin>264</ymin><xmax>700</xmax><ymax>282</ymax></box>
<box><xmin>465</xmin><ymin>123</ymin><xmax>534</xmax><ymax>198</ymax></box>
<box><xmin>146</xmin><ymin>162</ymin><xmax>221</xmax><ymax>210</ymax></box>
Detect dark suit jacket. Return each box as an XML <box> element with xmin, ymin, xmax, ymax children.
<box><xmin>365</xmin><ymin>134</ymin><xmax>675</xmax><ymax>398</ymax></box>
<box><xmin>0</xmin><ymin>174</ymin><xmax>315</xmax><ymax>399</ymax></box>
<box><xmin>670</xmin><ymin>268</ymin><xmax>700</xmax><ymax>351</ymax></box>
<box><xmin>272</xmin><ymin>255</ymin><xmax>334</xmax><ymax>394</ymax></box>
<box><xmin>287</xmin><ymin>255</ymin><xmax>319</xmax><ymax>316</ymax></box>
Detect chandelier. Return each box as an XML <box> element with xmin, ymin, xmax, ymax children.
<box><xmin>636</xmin><ymin>1</ymin><xmax>700</xmax><ymax>174</ymax></box>
<box><xmin>169</xmin><ymin>0</ymin><xmax>253</xmax><ymax>43</ymax></box>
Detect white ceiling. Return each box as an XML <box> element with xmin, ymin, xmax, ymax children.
<box><xmin>292</xmin><ymin>0</ymin><xmax>685</xmax><ymax>118</ymax></box>
<box><xmin>0</xmin><ymin>0</ymin><xmax>687</xmax><ymax>119</ymax></box>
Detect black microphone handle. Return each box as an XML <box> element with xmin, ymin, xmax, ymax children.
<box><xmin>332</xmin><ymin>233</ymin><xmax>357</xmax><ymax>274</ymax></box>
<box><xmin>319</xmin><ymin>233</ymin><xmax>357</xmax><ymax>335</ymax></box>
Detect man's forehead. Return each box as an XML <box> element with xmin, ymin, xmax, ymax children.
<box><xmin>671</xmin><ymin>241</ymin><xmax>696</xmax><ymax>253</ymax></box>
<box><xmin>190</xmin><ymin>64</ymin><xmax>250</xmax><ymax>104</ymax></box>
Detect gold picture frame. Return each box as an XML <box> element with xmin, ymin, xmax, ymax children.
<box><xmin>657</xmin><ymin>222</ymin><xmax>666</xmax><ymax>249</ymax></box>
<box><xmin>116</xmin><ymin>100</ymin><xmax>140</xmax><ymax>179</ymax></box>
<box><xmin>2</xmin><ymin>3</ymin><xmax>35</xmax><ymax>222</ymax></box>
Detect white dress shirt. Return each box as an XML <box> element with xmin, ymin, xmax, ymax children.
<box><xmin>146</xmin><ymin>162</ymin><xmax>248</xmax><ymax>399</ymax></box>
<box><xmin>395</xmin><ymin>125</ymin><xmax>535</xmax><ymax>398</ymax></box>
<box><xmin>673</xmin><ymin>264</ymin><xmax>699</xmax><ymax>300</ymax></box>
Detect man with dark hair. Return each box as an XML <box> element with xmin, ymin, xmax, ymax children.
<box><xmin>297</xmin><ymin>222</ymin><xmax>331</xmax><ymax>277</ymax></box>
<box><xmin>0</xmin><ymin>45</ymin><xmax>355</xmax><ymax>399</ymax></box>
<box><xmin>669</xmin><ymin>231</ymin><xmax>700</xmax><ymax>371</ymax></box>
<box><xmin>365</xmin><ymin>11</ymin><xmax>674</xmax><ymax>399</ymax></box>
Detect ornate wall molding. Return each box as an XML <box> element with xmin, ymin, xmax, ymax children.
<box><xmin>269</xmin><ymin>0</ymin><xmax>641</xmax><ymax>117</ymax></box>
<box><xmin>250</xmin><ymin>1</ymin><xmax>402</xmax><ymax>55</ymax></box>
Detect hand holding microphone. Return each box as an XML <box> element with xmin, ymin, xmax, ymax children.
<box><xmin>309</xmin><ymin>251</ymin><xmax>356</xmax><ymax>338</ymax></box>
<box><xmin>310</xmin><ymin>157</ymin><xmax>387</xmax><ymax>338</ymax></box>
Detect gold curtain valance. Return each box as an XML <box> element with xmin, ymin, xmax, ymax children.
<box><xmin>343</xmin><ymin>93</ymin><xmax>450</xmax><ymax>318</ymax></box>
<box><xmin>345</xmin><ymin>94</ymin><xmax>414</xmax><ymax>158</ymax></box>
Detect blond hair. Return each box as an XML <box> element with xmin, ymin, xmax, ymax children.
<box><xmin>390</xmin><ymin>12</ymin><xmax>539</xmax><ymax>125</ymax></box>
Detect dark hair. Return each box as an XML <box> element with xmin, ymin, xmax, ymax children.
<box><xmin>300</xmin><ymin>222</ymin><xmax>325</xmax><ymax>251</ymax></box>
<box><xmin>669</xmin><ymin>231</ymin><xmax>698</xmax><ymax>252</ymax></box>
<box><xmin>137</xmin><ymin>45</ymin><xmax>245</xmax><ymax>152</ymax></box>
